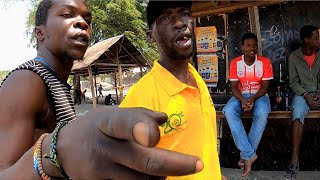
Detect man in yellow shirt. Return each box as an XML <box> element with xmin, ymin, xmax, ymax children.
<box><xmin>120</xmin><ymin>1</ymin><xmax>223</xmax><ymax>179</ymax></box>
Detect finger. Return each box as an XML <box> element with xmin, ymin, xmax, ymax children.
<box><xmin>149</xmin><ymin>176</ymin><xmax>166</xmax><ymax>180</ymax></box>
<box><xmin>102</xmin><ymin>138</ymin><xmax>203</xmax><ymax>177</ymax></box>
<box><xmin>95</xmin><ymin>107</ymin><xmax>167</xmax><ymax>147</ymax></box>
<box><xmin>103</xmin><ymin>163</ymin><xmax>165</xmax><ymax>180</ymax></box>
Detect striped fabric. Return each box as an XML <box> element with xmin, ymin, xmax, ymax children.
<box><xmin>0</xmin><ymin>60</ymin><xmax>76</xmax><ymax>123</ymax></box>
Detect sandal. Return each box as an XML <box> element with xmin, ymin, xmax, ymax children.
<box><xmin>285</xmin><ymin>162</ymin><xmax>299</xmax><ymax>179</ymax></box>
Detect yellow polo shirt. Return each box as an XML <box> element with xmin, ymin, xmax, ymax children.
<box><xmin>120</xmin><ymin>61</ymin><xmax>221</xmax><ymax>180</ymax></box>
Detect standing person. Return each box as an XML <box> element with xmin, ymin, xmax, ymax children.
<box><xmin>73</xmin><ymin>75</ymin><xmax>82</xmax><ymax>104</ymax></box>
<box><xmin>120</xmin><ymin>1</ymin><xmax>224</xmax><ymax>179</ymax></box>
<box><xmin>222</xmin><ymin>33</ymin><xmax>273</xmax><ymax>176</ymax></box>
<box><xmin>285</xmin><ymin>25</ymin><xmax>320</xmax><ymax>179</ymax></box>
<box><xmin>0</xmin><ymin>0</ymin><xmax>204</xmax><ymax>179</ymax></box>
<box><xmin>81</xmin><ymin>89</ymin><xmax>87</xmax><ymax>102</ymax></box>
<box><xmin>98</xmin><ymin>84</ymin><xmax>103</xmax><ymax>97</ymax></box>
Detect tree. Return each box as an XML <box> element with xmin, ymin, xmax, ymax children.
<box><xmin>0</xmin><ymin>71</ymin><xmax>10</xmax><ymax>82</ymax></box>
<box><xmin>25</xmin><ymin>0</ymin><xmax>158</xmax><ymax>65</ymax></box>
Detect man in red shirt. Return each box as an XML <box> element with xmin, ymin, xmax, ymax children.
<box><xmin>223</xmin><ymin>32</ymin><xmax>273</xmax><ymax>176</ymax></box>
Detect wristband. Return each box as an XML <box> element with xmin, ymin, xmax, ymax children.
<box><xmin>44</xmin><ymin>121</ymin><xmax>71</xmax><ymax>180</ymax></box>
<box><xmin>33</xmin><ymin>133</ymin><xmax>52</xmax><ymax>180</ymax></box>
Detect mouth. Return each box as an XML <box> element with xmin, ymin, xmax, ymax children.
<box><xmin>249</xmin><ymin>51</ymin><xmax>256</xmax><ymax>55</ymax></box>
<box><xmin>71</xmin><ymin>33</ymin><xmax>89</xmax><ymax>46</ymax></box>
<box><xmin>175</xmin><ymin>33</ymin><xmax>192</xmax><ymax>48</ymax></box>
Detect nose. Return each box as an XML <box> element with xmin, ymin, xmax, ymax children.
<box><xmin>172</xmin><ymin>16</ymin><xmax>187</xmax><ymax>30</ymax></box>
<box><xmin>74</xmin><ymin>15</ymin><xmax>89</xmax><ymax>30</ymax></box>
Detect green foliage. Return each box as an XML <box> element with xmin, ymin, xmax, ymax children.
<box><xmin>25</xmin><ymin>0</ymin><xmax>158</xmax><ymax>64</ymax></box>
<box><xmin>0</xmin><ymin>71</ymin><xmax>10</xmax><ymax>81</ymax></box>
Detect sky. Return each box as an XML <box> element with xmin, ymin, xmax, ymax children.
<box><xmin>0</xmin><ymin>1</ymin><xmax>36</xmax><ymax>70</ymax></box>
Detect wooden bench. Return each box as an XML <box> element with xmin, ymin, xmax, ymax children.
<box><xmin>215</xmin><ymin>110</ymin><xmax>320</xmax><ymax>154</ymax></box>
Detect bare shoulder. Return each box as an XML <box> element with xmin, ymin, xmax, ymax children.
<box><xmin>0</xmin><ymin>70</ymin><xmax>47</xmax><ymax>111</ymax></box>
<box><xmin>0</xmin><ymin>70</ymin><xmax>48</xmax><ymax>167</ymax></box>
<box><xmin>0</xmin><ymin>70</ymin><xmax>48</xmax><ymax>127</ymax></box>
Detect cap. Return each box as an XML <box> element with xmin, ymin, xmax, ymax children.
<box><xmin>146</xmin><ymin>0</ymin><xmax>192</xmax><ymax>29</ymax></box>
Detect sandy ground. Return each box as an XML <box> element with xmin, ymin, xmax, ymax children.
<box><xmin>74</xmin><ymin>102</ymin><xmax>320</xmax><ymax>180</ymax></box>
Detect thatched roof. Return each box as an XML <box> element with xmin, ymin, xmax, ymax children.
<box><xmin>71</xmin><ymin>34</ymin><xmax>150</xmax><ymax>76</ymax></box>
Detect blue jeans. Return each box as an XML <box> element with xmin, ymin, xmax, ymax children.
<box><xmin>222</xmin><ymin>94</ymin><xmax>270</xmax><ymax>160</ymax></box>
<box><xmin>291</xmin><ymin>95</ymin><xmax>309</xmax><ymax>124</ymax></box>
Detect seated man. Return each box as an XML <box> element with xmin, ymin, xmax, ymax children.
<box><xmin>222</xmin><ymin>32</ymin><xmax>273</xmax><ymax>176</ymax></box>
<box><xmin>285</xmin><ymin>25</ymin><xmax>320</xmax><ymax>179</ymax></box>
<box><xmin>105</xmin><ymin>94</ymin><xmax>115</xmax><ymax>105</ymax></box>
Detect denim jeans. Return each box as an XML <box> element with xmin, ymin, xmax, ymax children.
<box><xmin>291</xmin><ymin>95</ymin><xmax>310</xmax><ymax>123</ymax></box>
<box><xmin>222</xmin><ymin>94</ymin><xmax>270</xmax><ymax>160</ymax></box>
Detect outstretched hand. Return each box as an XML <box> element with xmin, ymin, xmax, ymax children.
<box><xmin>52</xmin><ymin>107</ymin><xmax>203</xmax><ymax>179</ymax></box>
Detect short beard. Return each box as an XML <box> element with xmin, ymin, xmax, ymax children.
<box><xmin>164</xmin><ymin>45</ymin><xmax>194</xmax><ymax>61</ymax></box>
<box><xmin>56</xmin><ymin>52</ymin><xmax>77</xmax><ymax>64</ymax></box>
<box><xmin>62</xmin><ymin>55</ymin><xmax>75</xmax><ymax>63</ymax></box>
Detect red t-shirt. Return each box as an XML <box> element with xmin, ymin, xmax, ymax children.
<box><xmin>229</xmin><ymin>55</ymin><xmax>273</xmax><ymax>94</ymax></box>
<box><xmin>304</xmin><ymin>52</ymin><xmax>316</xmax><ymax>67</ymax></box>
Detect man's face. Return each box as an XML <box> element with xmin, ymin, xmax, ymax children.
<box><xmin>150</xmin><ymin>7</ymin><xmax>194</xmax><ymax>60</ymax></box>
<box><xmin>305</xmin><ymin>30</ymin><xmax>320</xmax><ymax>50</ymax></box>
<box><xmin>241</xmin><ymin>38</ymin><xmax>258</xmax><ymax>58</ymax></box>
<box><xmin>39</xmin><ymin>0</ymin><xmax>92</xmax><ymax>61</ymax></box>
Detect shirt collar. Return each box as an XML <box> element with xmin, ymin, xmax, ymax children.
<box><xmin>241</xmin><ymin>54</ymin><xmax>257</xmax><ymax>66</ymax></box>
<box><xmin>151</xmin><ymin>60</ymin><xmax>199</xmax><ymax>96</ymax></box>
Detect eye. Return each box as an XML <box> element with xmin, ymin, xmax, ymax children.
<box><xmin>181</xmin><ymin>12</ymin><xmax>190</xmax><ymax>17</ymax></box>
<box><xmin>159</xmin><ymin>15</ymin><xmax>170</xmax><ymax>22</ymax></box>
<box><xmin>61</xmin><ymin>12</ymin><xmax>73</xmax><ymax>18</ymax></box>
<box><xmin>84</xmin><ymin>18</ymin><xmax>91</xmax><ymax>25</ymax></box>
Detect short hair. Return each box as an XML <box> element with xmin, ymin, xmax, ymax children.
<box><xmin>241</xmin><ymin>32</ymin><xmax>258</xmax><ymax>45</ymax></box>
<box><xmin>300</xmin><ymin>25</ymin><xmax>319</xmax><ymax>43</ymax></box>
<box><xmin>35</xmin><ymin>0</ymin><xmax>53</xmax><ymax>26</ymax></box>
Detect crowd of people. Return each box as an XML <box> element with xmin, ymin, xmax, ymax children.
<box><xmin>0</xmin><ymin>0</ymin><xmax>319</xmax><ymax>179</ymax></box>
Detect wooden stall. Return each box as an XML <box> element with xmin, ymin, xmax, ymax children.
<box><xmin>71</xmin><ymin>34</ymin><xmax>150</xmax><ymax>108</ymax></box>
<box><xmin>191</xmin><ymin>1</ymin><xmax>320</xmax><ymax>171</ymax></box>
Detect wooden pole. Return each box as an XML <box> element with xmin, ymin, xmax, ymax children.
<box><xmin>118</xmin><ymin>65</ymin><xmax>123</xmax><ymax>101</ymax></box>
<box><xmin>248</xmin><ymin>6</ymin><xmax>262</xmax><ymax>55</ymax></box>
<box><xmin>140</xmin><ymin>66</ymin><xmax>143</xmax><ymax>77</ymax></box>
<box><xmin>224</xmin><ymin>14</ymin><xmax>229</xmax><ymax>86</ymax></box>
<box><xmin>115</xmin><ymin>42</ymin><xmax>124</xmax><ymax>102</ymax></box>
<box><xmin>88</xmin><ymin>66</ymin><xmax>96</xmax><ymax>109</ymax></box>
<box><xmin>114</xmin><ymin>72</ymin><xmax>119</xmax><ymax>103</ymax></box>
<box><xmin>94</xmin><ymin>75</ymin><xmax>98</xmax><ymax>100</ymax></box>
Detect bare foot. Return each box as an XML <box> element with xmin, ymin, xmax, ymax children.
<box><xmin>242</xmin><ymin>155</ymin><xmax>258</xmax><ymax>177</ymax></box>
<box><xmin>222</xmin><ymin>174</ymin><xmax>227</xmax><ymax>180</ymax></box>
<box><xmin>238</xmin><ymin>159</ymin><xmax>244</xmax><ymax>169</ymax></box>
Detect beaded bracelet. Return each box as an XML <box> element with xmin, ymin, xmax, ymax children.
<box><xmin>44</xmin><ymin>121</ymin><xmax>71</xmax><ymax>180</ymax></box>
<box><xmin>33</xmin><ymin>133</ymin><xmax>52</xmax><ymax>180</ymax></box>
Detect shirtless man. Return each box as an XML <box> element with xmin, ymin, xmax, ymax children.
<box><xmin>0</xmin><ymin>0</ymin><xmax>202</xmax><ymax>179</ymax></box>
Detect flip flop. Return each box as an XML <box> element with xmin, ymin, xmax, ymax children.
<box><xmin>285</xmin><ymin>162</ymin><xmax>299</xmax><ymax>180</ymax></box>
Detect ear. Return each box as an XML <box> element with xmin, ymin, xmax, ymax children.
<box><xmin>34</xmin><ymin>26</ymin><xmax>45</xmax><ymax>41</ymax></box>
<box><xmin>147</xmin><ymin>29</ymin><xmax>155</xmax><ymax>43</ymax></box>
